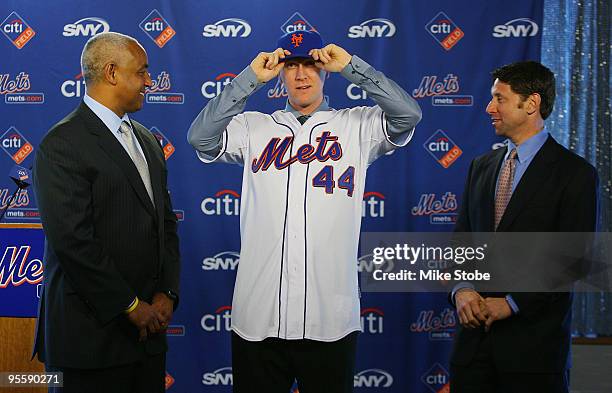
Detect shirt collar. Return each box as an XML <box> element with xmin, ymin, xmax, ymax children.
<box><xmin>505</xmin><ymin>129</ymin><xmax>549</xmax><ymax>163</ymax></box>
<box><xmin>83</xmin><ymin>94</ymin><xmax>131</xmax><ymax>135</ymax></box>
<box><xmin>284</xmin><ymin>95</ymin><xmax>330</xmax><ymax>119</ymax></box>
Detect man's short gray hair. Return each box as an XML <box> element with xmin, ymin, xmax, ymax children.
<box><xmin>80</xmin><ymin>32</ymin><xmax>139</xmax><ymax>85</ymax></box>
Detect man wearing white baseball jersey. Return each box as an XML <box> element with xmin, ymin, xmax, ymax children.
<box><xmin>188</xmin><ymin>30</ymin><xmax>421</xmax><ymax>393</ymax></box>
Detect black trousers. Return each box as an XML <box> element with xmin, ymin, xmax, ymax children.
<box><xmin>450</xmin><ymin>333</ymin><xmax>569</xmax><ymax>393</ymax></box>
<box><xmin>232</xmin><ymin>331</ymin><xmax>358</xmax><ymax>393</ymax></box>
<box><xmin>46</xmin><ymin>352</ymin><xmax>165</xmax><ymax>393</ymax></box>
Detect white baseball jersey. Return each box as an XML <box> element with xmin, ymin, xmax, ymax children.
<box><xmin>199</xmin><ymin>106</ymin><xmax>412</xmax><ymax>341</ymax></box>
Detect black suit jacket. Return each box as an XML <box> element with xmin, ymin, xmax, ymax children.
<box><xmin>33</xmin><ymin>102</ymin><xmax>180</xmax><ymax>369</ymax></box>
<box><xmin>451</xmin><ymin>135</ymin><xmax>598</xmax><ymax>373</ymax></box>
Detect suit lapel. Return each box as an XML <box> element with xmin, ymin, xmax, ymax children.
<box><xmin>77</xmin><ymin>102</ymin><xmax>157</xmax><ymax>218</ymax></box>
<box><xmin>496</xmin><ymin>136</ymin><xmax>559</xmax><ymax>231</ymax></box>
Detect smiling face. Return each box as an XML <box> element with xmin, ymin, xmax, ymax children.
<box><xmin>280</xmin><ymin>57</ymin><xmax>326</xmax><ymax>115</ymax></box>
<box><xmin>486</xmin><ymin>79</ymin><xmax>531</xmax><ymax>142</ymax></box>
<box><xmin>114</xmin><ymin>41</ymin><xmax>152</xmax><ymax>114</ymax></box>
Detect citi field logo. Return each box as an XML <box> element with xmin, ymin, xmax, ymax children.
<box><xmin>410</xmin><ymin>308</ymin><xmax>456</xmax><ymax>341</ymax></box>
<box><xmin>203</xmin><ymin>18</ymin><xmax>251</xmax><ymax>38</ymax></box>
<box><xmin>411</xmin><ymin>192</ymin><xmax>458</xmax><ymax>224</ymax></box>
<box><xmin>1</xmin><ymin>127</ymin><xmax>33</xmax><ymax>164</ymax></box>
<box><xmin>354</xmin><ymin>369</ymin><xmax>394</xmax><ymax>388</ymax></box>
<box><xmin>412</xmin><ymin>74</ymin><xmax>473</xmax><ymax>107</ymax></box>
<box><xmin>493</xmin><ymin>18</ymin><xmax>539</xmax><ymax>38</ymax></box>
<box><xmin>139</xmin><ymin>9</ymin><xmax>176</xmax><ymax>48</ymax></box>
<box><xmin>174</xmin><ymin>210</ymin><xmax>185</xmax><ymax>221</ymax></box>
<box><xmin>1</xmin><ymin>72</ymin><xmax>44</xmax><ymax>104</ymax></box>
<box><xmin>267</xmin><ymin>78</ymin><xmax>288</xmax><ymax>99</ymax></box>
<box><xmin>201</xmin><ymin>72</ymin><xmax>236</xmax><ymax>99</ymax></box>
<box><xmin>201</xmin><ymin>251</ymin><xmax>240</xmax><ymax>271</ymax></box>
<box><xmin>201</xmin><ymin>305</ymin><xmax>232</xmax><ymax>332</ymax></box>
<box><xmin>202</xmin><ymin>366</ymin><xmax>233</xmax><ymax>386</ymax></box>
<box><xmin>425</xmin><ymin>12</ymin><xmax>464</xmax><ymax>51</ymax></box>
<box><xmin>201</xmin><ymin>189</ymin><xmax>240</xmax><ymax>216</ymax></box>
<box><xmin>421</xmin><ymin>363</ymin><xmax>450</xmax><ymax>393</ymax></box>
<box><xmin>362</xmin><ymin>191</ymin><xmax>385</xmax><ymax>218</ymax></box>
<box><xmin>423</xmin><ymin>130</ymin><xmax>462</xmax><ymax>168</ymax></box>
<box><xmin>61</xmin><ymin>72</ymin><xmax>86</xmax><ymax>98</ymax></box>
<box><xmin>149</xmin><ymin>126</ymin><xmax>175</xmax><ymax>160</ymax></box>
<box><xmin>346</xmin><ymin>83</ymin><xmax>368</xmax><ymax>101</ymax></box>
<box><xmin>62</xmin><ymin>17</ymin><xmax>109</xmax><ymax>37</ymax></box>
<box><xmin>348</xmin><ymin>18</ymin><xmax>396</xmax><ymax>38</ymax></box>
<box><xmin>361</xmin><ymin>307</ymin><xmax>384</xmax><ymax>334</ymax></box>
<box><xmin>146</xmin><ymin>71</ymin><xmax>184</xmax><ymax>104</ymax></box>
<box><xmin>1</xmin><ymin>12</ymin><xmax>35</xmax><ymax>49</ymax></box>
<box><xmin>165</xmin><ymin>372</ymin><xmax>174</xmax><ymax>390</ymax></box>
<box><xmin>0</xmin><ymin>246</ymin><xmax>43</xmax><ymax>288</ymax></box>
<box><xmin>280</xmin><ymin>12</ymin><xmax>316</xmax><ymax>34</ymax></box>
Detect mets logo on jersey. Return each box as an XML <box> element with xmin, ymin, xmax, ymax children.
<box><xmin>425</xmin><ymin>11</ymin><xmax>464</xmax><ymax>51</ymax></box>
<box><xmin>139</xmin><ymin>9</ymin><xmax>176</xmax><ymax>48</ymax></box>
<box><xmin>423</xmin><ymin>130</ymin><xmax>462</xmax><ymax>168</ymax></box>
<box><xmin>1</xmin><ymin>126</ymin><xmax>33</xmax><ymax>164</ymax></box>
<box><xmin>1</xmin><ymin>12</ymin><xmax>35</xmax><ymax>49</ymax></box>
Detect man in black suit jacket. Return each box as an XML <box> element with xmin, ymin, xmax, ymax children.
<box><xmin>33</xmin><ymin>32</ymin><xmax>180</xmax><ymax>393</ymax></box>
<box><xmin>450</xmin><ymin>61</ymin><xmax>598</xmax><ymax>393</ymax></box>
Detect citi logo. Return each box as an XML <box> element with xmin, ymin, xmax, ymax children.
<box><xmin>493</xmin><ymin>18</ymin><xmax>539</xmax><ymax>38</ymax></box>
<box><xmin>362</xmin><ymin>191</ymin><xmax>385</xmax><ymax>218</ymax></box>
<box><xmin>201</xmin><ymin>189</ymin><xmax>240</xmax><ymax>216</ymax></box>
<box><xmin>201</xmin><ymin>306</ymin><xmax>232</xmax><ymax>332</ymax></box>
<box><xmin>203</xmin><ymin>18</ymin><xmax>251</xmax><ymax>38</ymax></box>
<box><xmin>61</xmin><ymin>72</ymin><xmax>85</xmax><ymax>98</ymax></box>
<box><xmin>202</xmin><ymin>251</ymin><xmax>240</xmax><ymax>271</ymax></box>
<box><xmin>348</xmin><ymin>18</ymin><xmax>396</xmax><ymax>38</ymax></box>
<box><xmin>202</xmin><ymin>367</ymin><xmax>233</xmax><ymax>386</ymax></box>
<box><xmin>346</xmin><ymin>83</ymin><xmax>367</xmax><ymax>101</ymax></box>
<box><xmin>201</xmin><ymin>73</ymin><xmax>236</xmax><ymax>99</ymax></box>
<box><xmin>63</xmin><ymin>17</ymin><xmax>109</xmax><ymax>37</ymax></box>
<box><xmin>361</xmin><ymin>307</ymin><xmax>384</xmax><ymax>334</ymax></box>
<box><xmin>354</xmin><ymin>369</ymin><xmax>393</xmax><ymax>388</ymax></box>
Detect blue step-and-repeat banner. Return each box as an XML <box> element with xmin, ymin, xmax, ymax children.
<box><xmin>0</xmin><ymin>1</ymin><xmax>542</xmax><ymax>391</ymax></box>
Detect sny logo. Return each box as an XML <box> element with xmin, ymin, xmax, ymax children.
<box><xmin>425</xmin><ymin>12</ymin><xmax>464</xmax><ymax>51</ymax></box>
<box><xmin>149</xmin><ymin>126</ymin><xmax>175</xmax><ymax>159</ymax></box>
<box><xmin>421</xmin><ymin>363</ymin><xmax>450</xmax><ymax>393</ymax></box>
<box><xmin>280</xmin><ymin>12</ymin><xmax>316</xmax><ymax>34</ymax></box>
<box><xmin>139</xmin><ymin>10</ymin><xmax>176</xmax><ymax>48</ymax></box>
<box><xmin>411</xmin><ymin>192</ymin><xmax>458</xmax><ymax>224</ymax></box>
<box><xmin>201</xmin><ymin>306</ymin><xmax>232</xmax><ymax>332</ymax></box>
<box><xmin>201</xmin><ymin>190</ymin><xmax>240</xmax><ymax>216</ymax></box>
<box><xmin>348</xmin><ymin>18</ymin><xmax>396</xmax><ymax>39</ymax></box>
<box><xmin>202</xmin><ymin>367</ymin><xmax>233</xmax><ymax>386</ymax></box>
<box><xmin>412</xmin><ymin>74</ymin><xmax>473</xmax><ymax>107</ymax></box>
<box><xmin>1</xmin><ymin>126</ymin><xmax>33</xmax><ymax>164</ymax></box>
<box><xmin>201</xmin><ymin>72</ymin><xmax>236</xmax><ymax>99</ymax></box>
<box><xmin>146</xmin><ymin>71</ymin><xmax>184</xmax><ymax>104</ymax></box>
<box><xmin>361</xmin><ymin>307</ymin><xmax>384</xmax><ymax>334</ymax></box>
<box><xmin>354</xmin><ymin>369</ymin><xmax>394</xmax><ymax>388</ymax></box>
<box><xmin>203</xmin><ymin>18</ymin><xmax>251</xmax><ymax>38</ymax></box>
<box><xmin>0</xmin><ymin>246</ymin><xmax>43</xmax><ymax>288</ymax></box>
<box><xmin>63</xmin><ymin>17</ymin><xmax>109</xmax><ymax>37</ymax></box>
<box><xmin>201</xmin><ymin>251</ymin><xmax>240</xmax><ymax>271</ymax></box>
<box><xmin>423</xmin><ymin>130</ymin><xmax>462</xmax><ymax>168</ymax></box>
<box><xmin>410</xmin><ymin>308</ymin><xmax>456</xmax><ymax>341</ymax></box>
<box><xmin>0</xmin><ymin>72</ymin><xmax>44</xmax><ymax>104</ymax></box>
<box><xmin>1</xmin><ymin>12</ymin><xmax>35</xmax><ymax>49</ymax></box>
<box><xmin>493</xmin><ymin>18</ymin><xmax>539</xmax><ymax>38</ymax></box>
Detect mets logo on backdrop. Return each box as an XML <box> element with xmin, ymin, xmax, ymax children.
<box><xmin>139</xmin><ymin>9</ymin><xmax>176</xmax><ymax>48</ymax></box>
<box><xmin>412</xmin><ymin>74</ymin><xmax>473</xmax><ymax>107</ymax></box>
<box><xmin>1</xmin><ymin>12</ymin><xmax>35</xmax><ymax>49</ymax></box>
<box><xmin>1</xmin><ymin>72</ymin><xmax>44</xmax><ymax>104</ymax></box>
<box><xmin>280</xmin><ymin>12</ymin><xmax>316</xmax><ymax>34</ymax></box>
<box><xmin>421</xmin><ymin>363</ymin><xmax>450</xmax><ymax>393</ymax></box>
<box><xmin>410</xmin><ymin>307</ymin><xmax>456</xmax><ymax>341</ymax></box>
<box><xmin>1</xmin><ymin>126</ymin><xmax>33</xmax><ymax>164</ymax></box>
<box><xmin>149</xmin><ymin>126</ymin><xmax>175</xmax><ymax>160</ymax></box>
<box><xmin>423</xmin><ymin>130</ymin><xmax>462</xmax><ymax>168</ymax></box>
<box><xmin>146</xmin><ymin>71</ymin><xmax>184</xmax><ymax>104</ymax></box>
<box><xmin>425</xmin><ymin>12</ymin><xmax>464</xmax><ymax>51</ymax></box>
<box><xmin>411</xmin><ymin>192</ymin><xmax>458</xmax><ymax>224</ymax></box>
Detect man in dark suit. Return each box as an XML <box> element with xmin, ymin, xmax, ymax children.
<box><xmin>33</xmin><ymin>32</ymin><xmax>180</xmax><ymax>393</ymax></box>
<box><xmin>449</xmin><ymin>61</ymin><xmax>598</xmax><ymax>393</ymax></box>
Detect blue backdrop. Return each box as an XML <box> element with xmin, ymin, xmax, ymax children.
<box><xmin>0</xmin><ymin>1</ymin><xmax>543</xmax><ymax>391</ymax></box>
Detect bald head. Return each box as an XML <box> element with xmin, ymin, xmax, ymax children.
<box><xmin>80</xmin><ymin>32</ymin><xmax>142</xmax><ymax>86</ymax></box>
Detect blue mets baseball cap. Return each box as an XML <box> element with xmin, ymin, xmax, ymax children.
<box><xmin>277</xmin><ymin>30</ymin><xmax>323</xmax><ymax>61</ymax></box>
